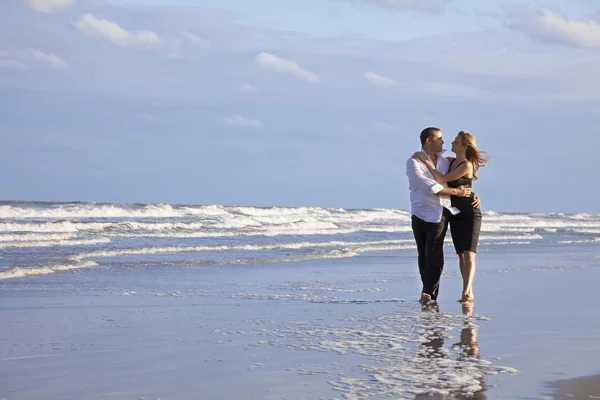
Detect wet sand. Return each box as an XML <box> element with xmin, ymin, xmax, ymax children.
<box><xmin>551</xmin><ymin>374</ymin><xmax>600</xmax><ymax>400</ymax></box>
<box><xmin>2</xmin><ymin>245</ymin><xmax>600</xmax><ymax>399</ymax></box>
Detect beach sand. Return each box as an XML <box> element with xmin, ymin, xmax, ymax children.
<box><xmin>2</xmin><ymin>244</ymin><xmax>600</xmax><ymax>399</ymax></box>
<box><xmin>550</xmin><ymin>375</ymin><xmax>600</xmax><ymax>400</ymax></box>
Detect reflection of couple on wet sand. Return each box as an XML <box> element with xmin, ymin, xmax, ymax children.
<box><xmin>414</xmin><ymin>303</ymin><xmax>487</xmax><ymax>400</ymax></box>
<box><xmin>406</xmin><ymin>127</ymin><xmax>488</xmax><ymax>304</ymax></box>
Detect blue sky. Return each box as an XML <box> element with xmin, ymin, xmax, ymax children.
<box><xmin>1</xmin><ymin>0</ymin><xmax>600</xmax><ymax>212</ymax></box>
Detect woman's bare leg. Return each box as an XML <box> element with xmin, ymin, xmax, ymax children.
<box><xmin>461</xmin><ymin>251</ymin><xmax>476</xmax><ymax>302</ymax></box>
<box><xmin>458</xmin><ymin>253</ymin><xmax>466</xmax><ymax>300</ymax></box>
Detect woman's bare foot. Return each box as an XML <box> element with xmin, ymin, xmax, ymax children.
<box><xmin>420</xmin><ymin>293</ymin><xmax>432</xmax><ymax>304</ymax></box>
<box><xmin>459</xmin><ymin>292</ymin><xmax>473</xmax><ymax>303</ymax></box>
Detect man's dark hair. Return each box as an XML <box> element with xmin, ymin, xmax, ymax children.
<box><xmin>420</xmin><ymin>127</ymin><xmax>441</xmax><ymax>146</ymax></box>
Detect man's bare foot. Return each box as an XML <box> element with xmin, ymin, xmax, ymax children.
<box><xmin>420</xmin><ymin>293</ymin><xmax>432</xmax><ymax>304</ymax></box>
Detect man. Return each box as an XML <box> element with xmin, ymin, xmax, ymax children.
<box><xmin>406</xmin><ymin>127</ymin><xmax>480</xmax><ymax>304</ymax></box>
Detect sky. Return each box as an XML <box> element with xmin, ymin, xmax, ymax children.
<box><xmin>1</xmin><ymin>0</ymin><xmax>600</xmax><ymax>213</ymax></box>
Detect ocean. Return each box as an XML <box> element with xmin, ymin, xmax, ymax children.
<box><xmin>2</xmin><ymin>201</ymin><xmax>599</xmax><ymax>280</ymax></box>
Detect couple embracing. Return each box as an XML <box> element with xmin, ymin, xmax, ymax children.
<box><xmin>406</xmin><ymin>127</ymin><xmax>488</xmax><ymax>304</ymax></box>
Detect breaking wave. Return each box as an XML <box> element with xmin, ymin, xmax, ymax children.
<box><xmin>1</xmin><ymin>201</ymin><xmax>599</xmax><ymax>280</ymax></box>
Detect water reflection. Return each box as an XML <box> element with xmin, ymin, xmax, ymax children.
<box><xmin>414</xmin><ymin>302</ymin><xmax>487</xmax><ymax>400</ymax></box>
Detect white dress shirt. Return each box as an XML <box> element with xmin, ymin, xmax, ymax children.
<box><xmin>406</xmin><ymin>149</ymin><xmax>460</xmax><ymax>223</ymax></box>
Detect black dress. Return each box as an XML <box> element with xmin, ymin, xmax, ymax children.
<box><xmin>447</xmin><ymin>160</ymin><xmax>482</xmax><ymax>254</ymax></box>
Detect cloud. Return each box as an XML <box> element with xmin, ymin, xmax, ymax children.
<box><xmin>372</xmin><ymin>121</ymin><xmax>401</xmax><ymax>133</ymax></box>
<box><xmin>364</xmin><ymin>72</ymin><xmax>396</xmax><ymax>87</ymax></box>
<box><xmin>23</xmin><ymin>0</ymin><xmax>73</xmax><ymax>13</ymax></box>
<box><xmin>421</xmin><ymin>81</ymin><xmax>492</xmax><ymax>99</ymax></box>
<box><xmin>239</xmin><ymin>83</ymin><xmax>257</xmax><ymax>92</ymax></box>
<box><xmin>0</xmin><ymin>59</ymin><xmax>27</xmax><ymax>70</ymax></box>
<box><xmin>28</xmin><ymin>49</ymin><xmax>67</xmax><ymax>69</ymax></box>
<box><xmin>225</xmin><ymin>115</ymin><xmax>265</xmax><ymax>128</ymax></box>
<box><xmin>180</xmin><ymin>30</ymin><xmax>211</xmax><ymax>49</ymax></box>
<box><xmin>73</xmin><ymin>14</ymin><xmax>160</xmax><ymax>49</ymax></box>
<box><xmin>505</xmin><ymin>6</ymin><xmax>600</xmax><ymax>49</ymax></box>
<box><xmin>338</xmin><ymin>0</ymin><xmax>452</xmax><ymax>14</ymax></box>
<box><xmin>255</xmin><ymin>52</ymin><xmax>319</xmax><ymax>83</ymax></box>
<box><xmin>4</xmin><ymin>3</ymin><xmax>600</xmax><ymax>108</ymax></box>
<box><xmin>0</xmin><ymin>49</ymin><xmax>67</xmax><ymax>70</ymax></box>
<box><xmin>136</xmin><ymin>113</ymin><xmax>157</xmax><ymax>123</ymax></box>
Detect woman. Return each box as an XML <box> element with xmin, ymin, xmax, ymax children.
<box><xmin>413</xmin><ymin>131</ymin><xmax>488</xmax><ymax>302</ymax></box>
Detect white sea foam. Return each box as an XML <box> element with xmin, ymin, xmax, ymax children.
<box><xmin>557</xmin><ymin>239</ymin><xmax>600</xmax><ymax>244</ymax></box>
<box><xmin>230</xmin><ymin>206</ymin><xmax>333</xmax><ymax>217</ymax></box>
<box><xmin>246</xmin><ymin>307</ymin><xmax>518</xmax><ymax>398</ymax></box>
<box><xmin>0</xmin><ymin>202</ymin><xmax>598</xmax><ymax>226</ymax></box>
<box><xmin>2</xmin><ymin>203</ymin><xmax>600</xmax><ymax>240</ymax></box>
<box><xmin>0</xmin><ymin>233</ymin><xmax>76</xmax><ymax>242</ymax></box>
<box><xmin>212</xmin><ymin>215</ymin><xmax>263</xmax><ymax>228</ymax></box>
<box><xmin>180</xmin><ymin>204</ymin><xmax>231</xmax><ymax>217</ymax></box>
<box><xmin>0</xmin><ymin>203</ymin><xmax>181</xmax><ymax>219</ymax></box>
<box><xmin>0</xmin><ymin>237</ymin><xmax>110</xmax><ymax>248</ymax></box>
<box><xmin>0</xmin><ymin>239</ymin><xmax>410</xmax><ymax>279</ymax></box>
<box><xmin>223</xmin><ymin>249</ymin><xmax>362</xmax><ymax>265</ymax></box>
<box><xmin>482</xmin><ymin>241</ymin><xmax>532</xmax><ymax>246</ymax></box>
<box><xmin>0</xmin><ymin>221</ymin><xmax>557</xmax><ymax>239</ymax></box>
<box><xmin>234</xmin><ymin>293</ymin><xmax>337</xmax><ymax>302</ymax></box>
<box><xmin>478</xmin><ymin>234</ymin><xmax>543</xmax><ymax>240</ymax></box>
<box><xmin>0</xmin><ymin>221</ymin><xmax>109</xmax><ymax>233</ymax></box>
<box><xmin>72</xmin><ymin>239</ymin><xmax>412</xmax><ymax>260</ymax></box>
<box><xmin>0</xmin><ymin>221</ymin><xmax>211</xmax><ymax>233</ymax></box>
<box><xmin>329</xmin><ymin>209</ymin><xmax>411</xmax><ymax>223</ymax></box>
<box><xmin>0</xmin><ymin>261</ymin><xmax>98</xmax><ymax>280</ymax></box>
<box><xmin>284</xmin><ymin>285</ymin><xmax>388</xmax><ymax>294</ymax></box>
<box><xmin>361</xmin><ymin>226</ymin><xmax>413</xmax><ymax>233</ymax></box>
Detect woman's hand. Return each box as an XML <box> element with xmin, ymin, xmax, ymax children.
<box><xmin>412</xmin><ymin>152</ymin><xmax>428</xmax><ymax>163</ymax></box>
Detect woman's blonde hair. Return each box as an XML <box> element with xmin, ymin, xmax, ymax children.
<box><xmin>458</xmin><ymin>130</ymin><xmax>488</xmax><ymax>180</ymax></box>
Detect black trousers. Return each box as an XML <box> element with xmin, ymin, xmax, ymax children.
<box><xmin>411</xmin><ymin>211</ymin><xmax>450</xmax><ymax>300</ymax></box>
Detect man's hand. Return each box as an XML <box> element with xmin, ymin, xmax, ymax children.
<box><xmin>471</xmin><ymin>193</ymin><xmax>481</xmax><ymax>209</ymax></box>
<box><xmin>412</xmin><ymin>152</ymin><xmax>428</xmax><ymax>163</ymax></box>
<box><xmin>456</xmin><ymin>186</ymin><xmax>472</xmax><ymax>198</ymax></box>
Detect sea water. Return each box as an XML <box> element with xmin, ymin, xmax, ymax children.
<box><xmin>2</xmin><ymin>201</ymin><xmax>598</xmax><ymax>280</ymax></box>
